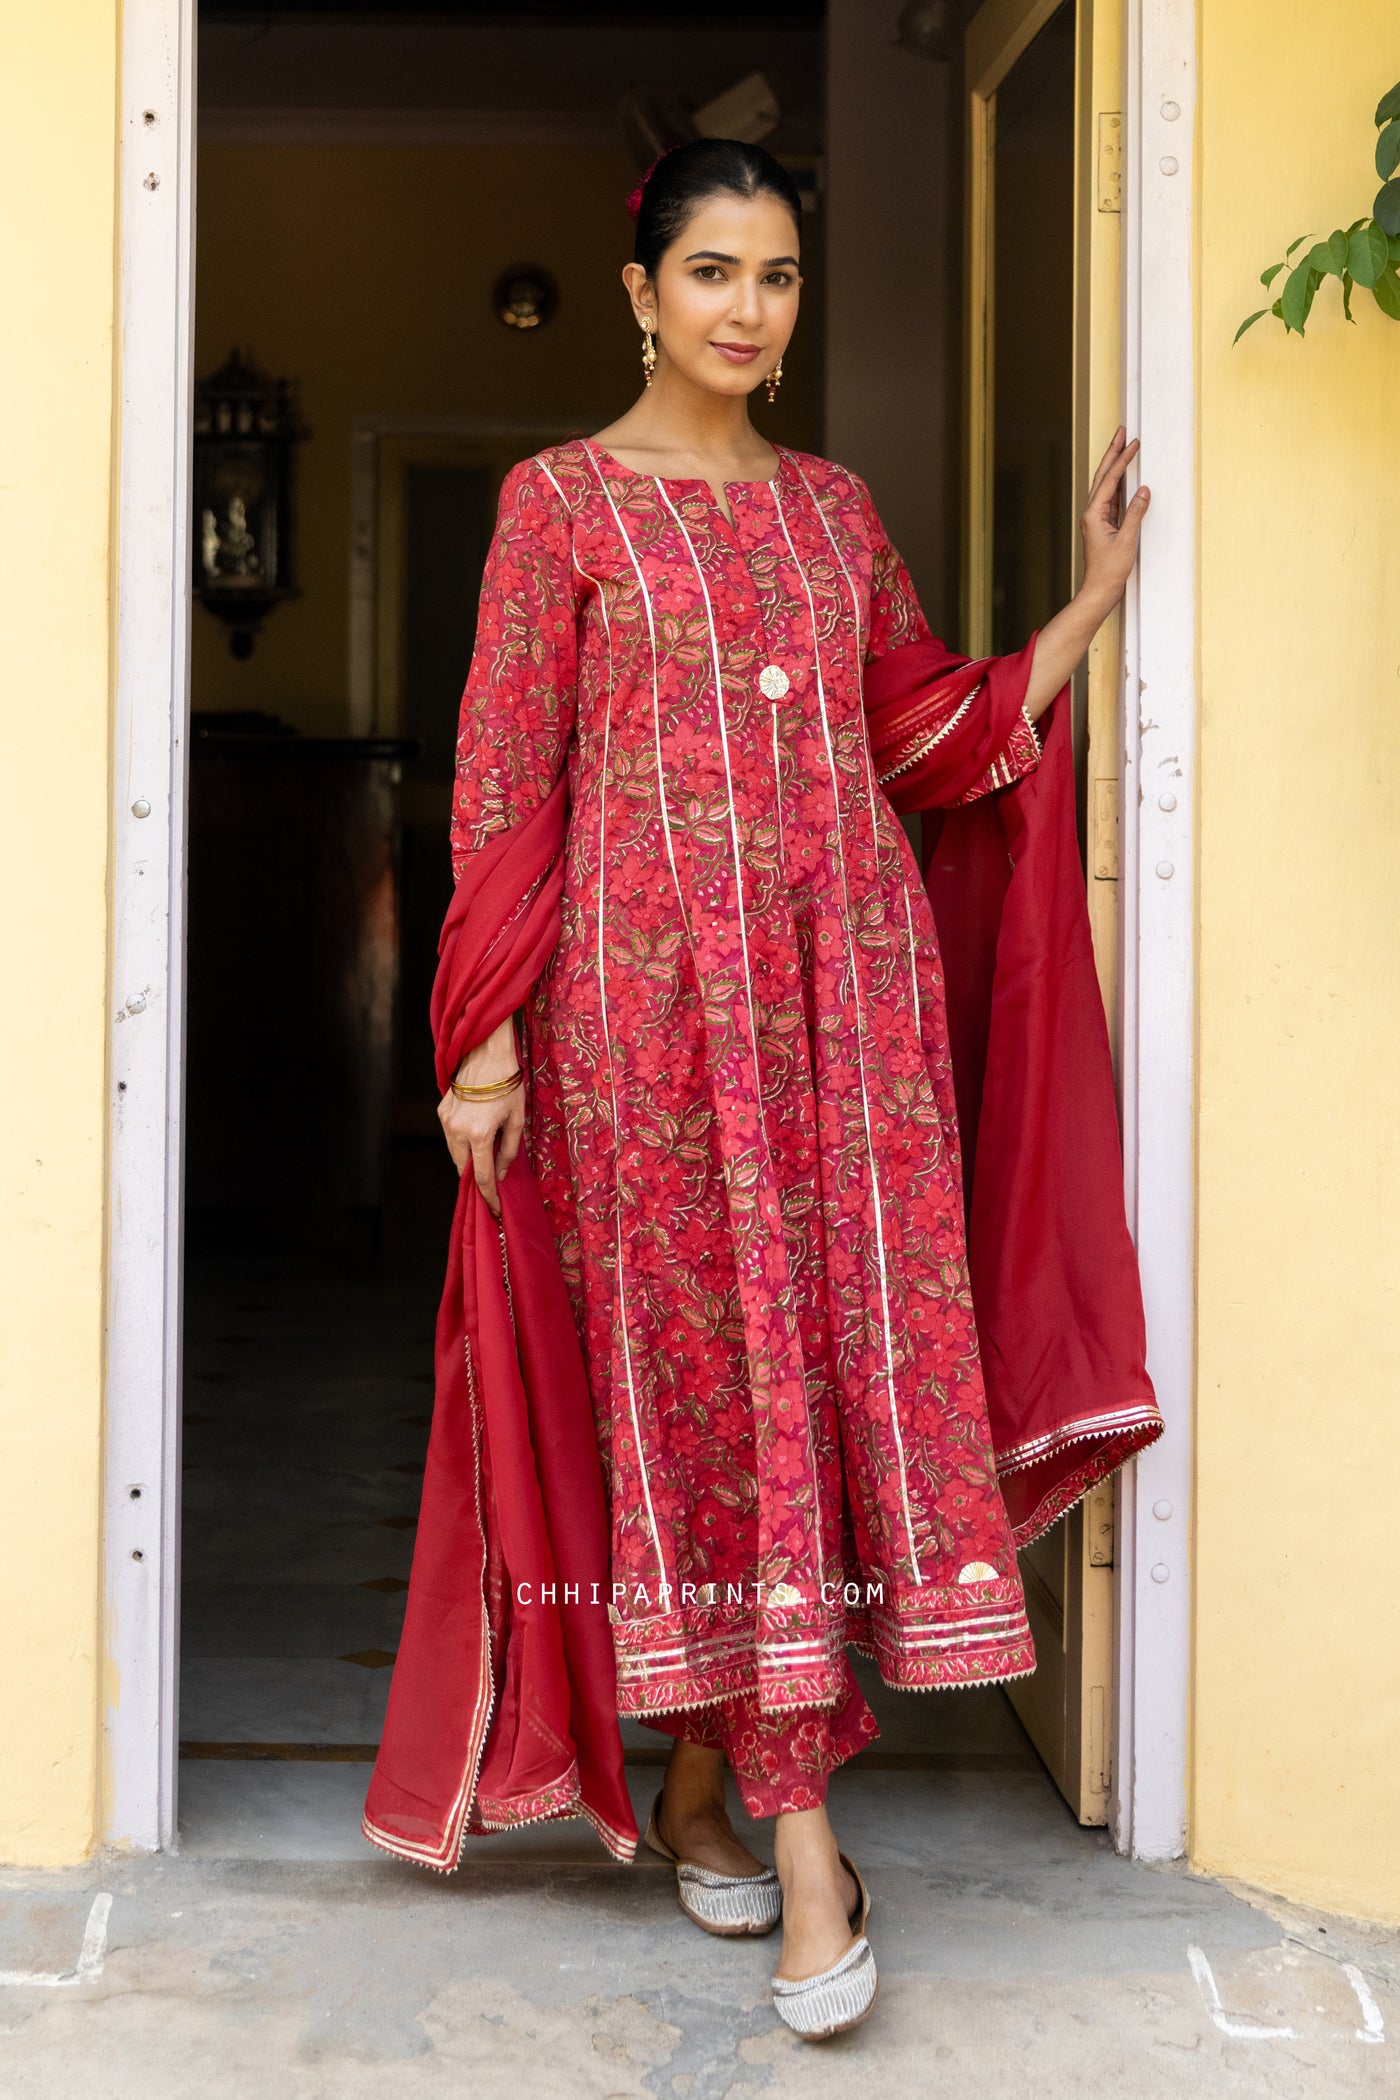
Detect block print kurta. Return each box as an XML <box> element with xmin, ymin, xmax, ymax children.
<box><xmin>450</xmin><ymin>439</ymin><xmax>1044</xmax><ymax>1724</ymax></box>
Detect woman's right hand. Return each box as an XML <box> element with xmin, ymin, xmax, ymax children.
<box><xmin>437</xmin><ymin>1015</ymin><xmax>525</xmax><ymax>1217</ymax></box>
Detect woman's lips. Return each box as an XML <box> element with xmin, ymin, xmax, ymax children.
<box><xmin>711</xmin><ymin>342</ymin><xmax>762</xmax><ymax>365</ymax></box>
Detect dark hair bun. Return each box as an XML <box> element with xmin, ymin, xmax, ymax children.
<box><xmin>632</xmin><ymin>138</ymin><xmax>802</xmax><ymax>277</ymax></box>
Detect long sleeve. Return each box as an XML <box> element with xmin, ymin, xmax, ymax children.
<box><xmin>450</xmin><ymin>459</ymin><xmax>580</xmax><ymax>880</ymax></box>
<box><xmin>858</xmin><ymin>479</ymin><xmax>1042</xmax><ymax>806</ymax></box>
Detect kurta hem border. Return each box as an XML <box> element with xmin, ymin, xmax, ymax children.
<box><xmin>611</xmin><ymin>1574</ymin><xmax>1036</xmax><ymax>1714</ymax></box>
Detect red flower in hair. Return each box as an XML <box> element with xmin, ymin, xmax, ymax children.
<box><xmin>626</xmin><ymin>148</ymin><xmax>675</xmax><ymax>223</ymax></box>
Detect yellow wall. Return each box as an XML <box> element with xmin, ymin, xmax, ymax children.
<box><xmin>192</xmin><ymin>141</ymin><xmax>823</xmax><ymax>731</ymax></box>
<box><xmin>0</xmin><ymin>0</ymin><xmax>117</xmax><ymax>1863</ymax></box>
<box><xmin>1193</xmin><ymin>6</ymin><xmax>1400</xmax><ymax>1921</ymax></box>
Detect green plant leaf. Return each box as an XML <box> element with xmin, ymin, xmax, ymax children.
<box><xmin>1389</xmin><ymin>232</ymin><xmax>1400</xmax><ymax>261</ymax></box>
<box><xmin>1342</xmin><ymin>270</ymin><xmax>1355</xmax><ymax>321</ymax></box>
<box><xmin>1376</xmin><ymin>82</ymin><xmax>1400</xmax><ymax>127</ymax></box>
<box><xmin>1279</xmin><ymin>261</ymin><xmax>1318</xmax><ymax>333</ymax></box>
<box><xmin>1234</xmin><ymin>309</ymin><xmax>1270</xmax><ymax>342</ymax></box>
<box><xmin>1308</xmin><ymin>232</ymin><xmax>1348</xmax><ymax>277</ymax></box>
<box><xmin>1260</xmin><ymin>261</ymin><xmax>1286</xmax><ymax>287</ymax></box>
<box><xmin>1271</xmin><ymin>297</ymin><xmax>1284</xmax><ymax>317</ymax></box>
<box><xmin>1285</xmin><ymin>234</ymin><xmax>1311</xmax><ymax>257</ymax></box>
<box><xmin>1375</xmin><ymin>179</ymin><xmax>1400</xmax><ymax>237</ymax></box>
<box><xmin>1347</xmin><ymin>216</ymin><xmax>1369</xmax><ymax>234</ymax></box>
<box><xmin>1377</xmin><ymin>119</ymin><xmax>1400</xmax><ymax>180</ymax></box>
<box><xmin>1348</xmin><ymin>221</ymin><xmax>1389</xmax><ymax>287</ymax></box>
<box><xmin>1373</xmin><ymin>265</ymin><xmax>1400</xmax><ymax>320</ymax></box>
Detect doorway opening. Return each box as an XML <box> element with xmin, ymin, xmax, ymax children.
<box><xmin>171</xmin><ymin>0</ymin><xmax>1112</xmax><ymax>1861</ymax></box>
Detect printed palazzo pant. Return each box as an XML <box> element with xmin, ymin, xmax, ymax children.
<box><xmin>640</xmin><ymin>1660</ymin><xmax>882</xmax><ymax>1818</ymax></box>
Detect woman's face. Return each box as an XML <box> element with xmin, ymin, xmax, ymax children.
<box><xmin>624</xmin><ymin>190</ymin><xmax>802</xmax><ymax>400</ymax></box>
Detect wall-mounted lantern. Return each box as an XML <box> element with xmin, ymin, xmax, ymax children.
<box><xmin>193</xmin><ymin>348</ymin><xmax>306</xmax><ymax>659</ymax></box>
<box><xmin>894</xmin><ymin>0</ymin><xmax>957</xmax><ymax>61</ymax></box>
<box><xmin>492</xmin><ymin>265</ymin><xmax>559</xmax><ymax>331</ymax></box>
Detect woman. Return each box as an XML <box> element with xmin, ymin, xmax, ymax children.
<box><xmin>423</xmin><ymin>139</ymin><xmax>1149</xmax><ymax>2038</ymax></box>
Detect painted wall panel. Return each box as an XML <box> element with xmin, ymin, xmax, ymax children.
<box><xmin>0</xmin><ymin>0</ymin><xmax>118</xmax><ymax>1864</ymax></box>
<box><xmin>1193</xmin><ymin>0</ymin><xmax>1400</xmax><ymax>1922</ymax></box>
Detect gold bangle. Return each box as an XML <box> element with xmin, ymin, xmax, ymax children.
<box><xmin>451</xmin><ymin>1071</ymin><xmax>522</xmax><ymax>1099</ymax></box>
<box><xmin>451</xmin><ymin>1069</ymin><xmax>523</xmax><ymax>1101</ymax></box>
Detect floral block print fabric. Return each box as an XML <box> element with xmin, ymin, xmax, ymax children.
<box><xmin>450</xmin><ymin>440</ymin><xmax>1043</xmax><ymax>1725</ymax></box>
<box><xmin>642</xmin><ymin>1655</ymin><xmax>882</xmax><ymax>1818</ymax></box>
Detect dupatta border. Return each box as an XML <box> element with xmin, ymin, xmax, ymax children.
<box><xmin>1001</xmin><ymin>1408</ymin><xmax>1166</xmax><ymax>1551</ymax></box>
<box><xmin>361</xmin><ymin>1239</ymin><xmax>639</xmax><ymax>1872</ymax></box>
<box><xmin>360</xmin><ymin>1324</ymin><xmax>497</xmax><ymax>1874</ymax></box>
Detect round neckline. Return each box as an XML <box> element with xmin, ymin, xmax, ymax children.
<box><xmin>583</xmin><ymin>437</ymin><xmax>787</xmax><ymax>493</ymax></box>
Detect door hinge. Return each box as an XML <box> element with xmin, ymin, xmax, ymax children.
<box><xmin>1097</xmin><ymin>113</ymin><xmax>1123</xmax><ymax>213</ymax></box>
<box><xmin>1086</xmin><ymin>1479</ymin><xmax>1114</xmax><ymax>1565</ymax></box>
<box><xmin>1088</xmin><ymin>1683</ymin><xmax>1110</xmax><ymax>1795</ymax></box>
<box><xmin>1091</xmin><ymin>777</ymin><xmax>1119</xmax><ymax>881</ymax></box>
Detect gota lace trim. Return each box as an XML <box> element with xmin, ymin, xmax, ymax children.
<box><xmin>1005</xmin><ymin>1409</ymin><xmax>1166</xmax><ymax>1551</ymax></box>
<box><xmin>873</xmin><ymin>677</ymin><xmax>985</xmax><ymax>785</ymax></box>
<box><xmin>997</xmin><ymin>1398</ymin><xmax>1162</xmax><ymax>1475</ymax></box>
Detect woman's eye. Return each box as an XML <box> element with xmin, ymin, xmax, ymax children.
<box><xmin>765</xmin><ymin>272</ymin><xmax>795</xmax><ymax>287</ymax></box>
<box><xmin>694</xmin><ymin>265</ymin><xmax>724</xmax><ymax>281</ymax></box>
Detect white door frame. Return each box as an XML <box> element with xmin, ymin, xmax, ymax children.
<box><xmin>1112</xmin><ymin>0</ymin><xmax>1196</xmax><ymax>1864</ymax></box>
<box><xmin>106</xmin><ymin>0</ymin><xmax>197</xmax><ymax>1849</ymax></box>
<box><xmin>104</xmin><ymin>0</ymin><xmax>1197</xmax><ymax>1860</ymax></box>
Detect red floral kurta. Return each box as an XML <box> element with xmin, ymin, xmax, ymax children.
<box><xmin>450</xmin><ymin>439</ymin><xmax>1043</xmax><ymax>1728</ymax></box>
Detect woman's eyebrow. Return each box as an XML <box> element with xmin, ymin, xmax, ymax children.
<box><xmin>682</xmin><ymin>250</ymin><xmax>800</xmax><ymax>267</ymax></box>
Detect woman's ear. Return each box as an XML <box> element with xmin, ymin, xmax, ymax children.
<box><xmin>621</xmin><ymin>262</ymin><xmax>654</xmax><ymax>327</ymax></box>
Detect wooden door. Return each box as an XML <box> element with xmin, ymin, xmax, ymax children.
<box><xmin>360</xmin><ymin>427</ymin><xmax>570</xmax><ymax>1129</ymax></box>
<box><xmin>964</xmin><ymin>0</ymin><xmax>1125</xmax><ymax>1823</ymax></box>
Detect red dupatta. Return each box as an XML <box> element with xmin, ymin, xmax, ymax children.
<box><xmin>865</xmin><ymin>638</ymin><xmax>1164</xmax><ymax>1542</ymax></box>
<box><xmin>362</xmin><ymin>778</ymin><xmax>637</xmax><ymax>1869</ymax></box>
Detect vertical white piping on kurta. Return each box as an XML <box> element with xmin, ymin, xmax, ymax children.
<box><xmin>902</xmin><ymin>885</ymin><xmax>922</xmax><ymax>1036</ymax></box>
<box><xmin>655</xmin><ymin>485</ymin><xmax>765</xmax><ymax>1078</ymax></box>
<box><xmin>581</xmin><ymin>447</ymin><xmax>692</xmax><ymax>943</ymax></box>
<box><xmin>770</xmin><ymin>477</ymin><xmax>922</xmax><ymax>1582</ymax></box>
<box><xmin>535</xmin><ymin>453</ymin><xmax>667</xmax><ymax>1584</ymax></box>
<box><xmin>657</xmin><ymin>481</ymin><xmax>824</xmax><ymax>1590</ymax></box>
<box><xmin>791</xmin><ymin>465</ymin><xmax>881</xmax><ymax>853</ymax></box>
<box><xmin>770</xmin><ymin>705</ymin><xmax>786</xmax><ymax>870</ymax></box>
<box><xmin>793</xmin><ymin>457</ymin><xmax>929</xmax><ymax>1093</ymax></box>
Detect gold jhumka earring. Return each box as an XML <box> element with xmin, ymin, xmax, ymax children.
<box><xmin>641</xmin><ymin>321</ymin><xmax>657</xmax><ymax>387</ymax></box>
<box><xmin>765</xmin><ymin>355</ymin><xmax>784</xmax><ymax>405</ymax></box>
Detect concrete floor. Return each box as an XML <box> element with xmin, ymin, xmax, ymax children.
<box><xmin>3</xmin><ymin>1797</ymin><xmax>1396</xmax><ymax>2098</ymax></box>
<box><xmin>4</xmin><ymin>1148</ymin><xmax>1391</xmax><ymax>2095</ymax></box>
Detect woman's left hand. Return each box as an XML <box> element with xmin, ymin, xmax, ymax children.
<box><xmin>1021</xmin><ymin>428</ymin><xmax>1151</xmax><ymax>719</ymax></box>
<box><xmin>1080</xmin><ymin>426</ymin><xmax>1150</xmax><ymax>612</ymax></box>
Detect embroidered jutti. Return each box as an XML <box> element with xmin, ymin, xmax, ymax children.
<box><xmin>446</xmin><ymin>438</ymin><xmax>1072</xmax><ymax>1753</ymax></box>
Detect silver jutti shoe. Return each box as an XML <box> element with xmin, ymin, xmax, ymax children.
<box><xmin>642</xmin><ymin>1791</ymin><xmax>783</xmax><ymax>1937</ymax></box>
<box><xmin>771</xmin><ymin>1854</ymin><xmax>878</xmax><ymax>2040</ymax></box>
